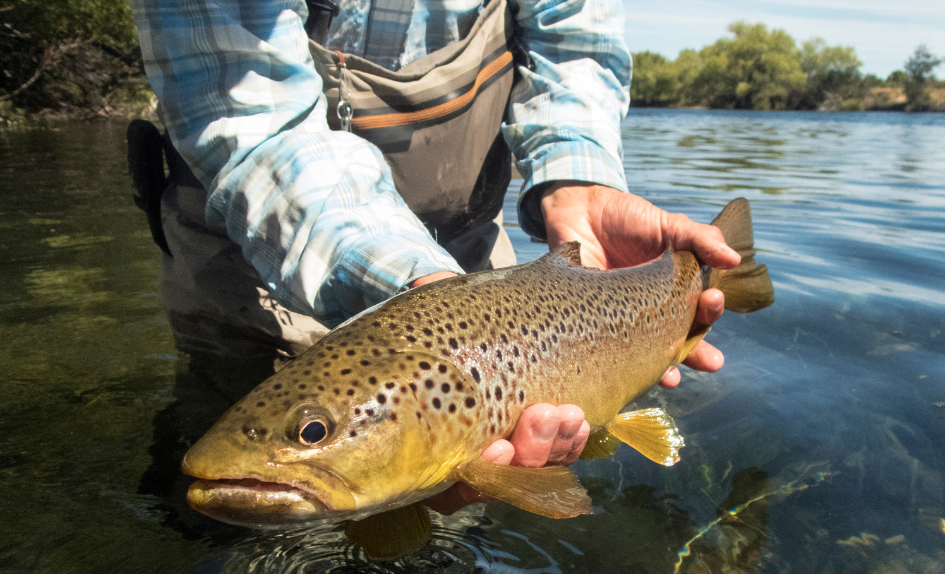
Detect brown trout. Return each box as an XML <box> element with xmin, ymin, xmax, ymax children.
<box><xmin>182</xmin><ymin>198</ymin><xmax>774</xmax><ymax>558</ymax></box>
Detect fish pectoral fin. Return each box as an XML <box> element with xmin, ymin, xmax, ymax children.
<box><xmin>579</xmin><ymin>427</ymin><xmax>622</xmax><ymax>460</ymax></box>
<box><xmin>606</xmin><ymin>408</ymin><xmax>685</xmax><ymax>466</ymax></box>
<box><xmin>453</xmin><ymin>459</ymin><xmax>593</xmax><ymax>519</ymax></box>
<box><xmin>344</xmin><ymin>501</ymin><xmax>432</xmax><ymax>561</ymax></box>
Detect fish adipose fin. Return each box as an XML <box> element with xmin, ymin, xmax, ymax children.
<box><xmin>345</xmin><ymin>501</ymin><xmax>432</xmax><ymax>561</ymax></box>
<box><xmin>579</xmin><ymin>427</ymin><xmax>622</xmax><ymax>460</ymax></box>
<box><xmin>706</xmin><ymin>197</ymin><xmax>775</xmax><ymax>313</ymax></box>
<box><xmin>453</xmin><ymin>458</ymin><xmax>593</xmax><ymax>518</ymax></box>
<box><xmin>605</xmin><ymin>408</ymin><xmax>685</xmax><ymax>466</ymax></box>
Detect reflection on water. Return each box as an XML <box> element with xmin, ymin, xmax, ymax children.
<box><xmin>2</xmin><ymin>110</ymin><xmax>944</xmax><ymax>573</ymax></box>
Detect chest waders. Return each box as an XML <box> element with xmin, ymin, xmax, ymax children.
<box><xmin>126</xmin><ymin>0</ymin><xmax>525</xmax><ymax>363</ymax></box>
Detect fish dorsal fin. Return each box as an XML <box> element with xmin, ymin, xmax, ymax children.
<box><xmin>344</xmin><ymin>502</ymin><xmax>432</xmax><ymax>561</ymax></box>
<box><xmin>605</xmin><ymin>408</ymin><xmax>685</xmax><ymax>466</ymax></box>
<box><xmin>540</xmin><ymin>241</ymin><xmax>583</xmax><ymax>267</ymax></box>
<box><xmin>453</xmin><ymin>459</ymin><xmax>593</xmax><ymax>518</ymax></box>
<box><xmin>579</xmin><ymin>427</ymin><xmax>623</xmax><ymax>460</ymax></box>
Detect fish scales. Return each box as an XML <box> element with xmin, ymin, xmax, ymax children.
<box><xmin>181</xmin><ymin>198</ymin><xmax>774</xmax><ymax>543</ymax></box>
<box><xmin>312</xmin><ymin>244</ymin><xmax>703</xmax><ymax>436</ymax></box>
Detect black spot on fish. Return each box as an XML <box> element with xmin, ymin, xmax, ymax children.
<box><xmin>377</xmin><ymin>394</ymin><xmax>387</xmax><ymax>404</ymax></box>
<box><xmin>369</xmin><ymin>376</ymin><xmax>378</xmax><ymax>385</ymax></box>
<box><xmin>273</xmin><ymin>383</ymin><xmax>282</xmax><ymax>390</ymax></box>
<box><xmin>303</xmin><ymin>370</ymin><xmax>312</xmax><ymax>376</ymax></box>
<box><xmin>441</xmin><ymin>383</ymin><xmax>451</xmax><ymax>393</ymax></box>
<box><xmin>519</xmin><ymin>390</ymin><xmax>525</xmax><ymax>402</ymax></box>
<box><xmin>406</xmin><ymin>335</ymin><xmax>417</xmax><ymax>342</ymax></box>
<box><xmin>495</xmin><ymin>387</ymin><xmax>503</xmax><ymax>400</ymax></box>
<box><xmin>465</xmin><ymin>397</ymin><xmax>476</xmax><ymax>408</ymax></box>
<box><xmin>449</xmin><ymin>338</ymin><xmax>458</xmax><ymax>349</ymax></box>
<box><xmin>512</xmin><ymin>346</ymin><xmax>519</xmax><ymax>357</ymax></box>
<box><xmin>432</xmin><ymin>398</ymin><xmax>442</xmax><ymax>409</ymax></box>
<box><xmin>256</xmin><ymin>401</ymin><xmax>266</xmax><ymax>407</ymax></box>
<box><xmin>385</xmin><ymin>382</ymin><xmax>395</xmax><ymax>389</ymax></box>
<box><xmin>341</xmin><ymin>368</ymin><xmax>351</xmax><ymax>375</ymax></box>
<box><xmin>448</xmin><ymin>404</ymin><xmax>456</xmax><ymax>413</ymax></box>
<box><xmin>360</xmin><ymin>360</ymin><xmax>370</xmax><ymax>366</ymax></box>
<box><xmin>347</xmin><ymin>389</ymin><xmax>355</xmax><ymax>396</ymax></box>
<box><xmin>416</xmin><ymin>412</ymin><xmax>422</xmax><ymax>420</ymax></box>
<box><xmin>390</xmin><ymin>413</ymin><xmax>398</xmax><ymax>422</ymax></box>
<box><xmin>507</xmin><ymin>362</ymin><xmax>515</xmax><ymax>373</ymax></box>
<box><xmin>480</xmin><ymin>343</ymin><xmax>487</xmax><ymax>352</ymax></box>
<box><xmin>459</xmin><ymin>321</ymin><xmax>468</xmax><ymax>329</ymax></box>
<box><xmin>419</xmin><ymin>361</ymin><xmax>431</xmax><ymax>370</ymax></box>
<box><xmin>366</xmin><ymin>408</ymin><xmax>375</xmax><ymax>416</ymax></box>
<box><xmin>350</xmin><ymin>431</ymin><xmax>357</xmax><ymax>437</ymax></box>
<box><xmin>438</xmin><ymin>364</ymin><xmax>447</xmax><ymax>374</ymax></box>
<box><xmin>470</xmin><ymin>367</ymin><xmax>480</xmax><ymax>383</ymax></box>
<box><xmin>346</xmin><ymin>349</ymin><xmax>355</xmax><ymax>356</ymax></box>
<box><xmin>425</xmin><ymin>379</ymin><xmax>435</xmax><ymax>390</ymax></box>
<box><xmin>409</xmin><ymin>383</ymin><xmax>417</xmax><ymax>392</ymax></box>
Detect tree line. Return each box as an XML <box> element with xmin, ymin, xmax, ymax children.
<box><xmin>1</xmin><ymin>4</ymin><xmax>943</xmax><ymax>120</ymax></box>
<box><xmin>631</xmin><ymin>22</ymin><xmax>943</xmax><ymax>112</ymax></box>
<box><xmin>0</xmin><ymin>0</ymin><xmax>147</xmax><ymax>121</ymax></box>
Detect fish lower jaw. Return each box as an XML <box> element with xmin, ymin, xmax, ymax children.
<box><xmin>187</xmin><ymin>478</ymin><xmax>334</xmax><ymax>528</ymax></box>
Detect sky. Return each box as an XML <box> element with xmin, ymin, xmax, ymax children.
<box><xmin>623</xmin><ymin>0</ymin><xmax>945</xmax><ymax>78</ymax></box>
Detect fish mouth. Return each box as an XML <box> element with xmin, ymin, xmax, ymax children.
<box><xmin>186</xmin><ymin>477</ymin><xmax>334</xmax><ymax>528</ymax></box>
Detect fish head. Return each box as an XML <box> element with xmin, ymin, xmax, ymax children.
<box><xmin>182</xmin><ymin>349</ymin><xmax>483</xmax><ymax>527</ymax></box>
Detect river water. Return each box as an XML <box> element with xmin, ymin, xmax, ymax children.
<box><xmin>1</xmin><ymin>109</ymin><xmax>943</xmax><ymax>573</ymax></box>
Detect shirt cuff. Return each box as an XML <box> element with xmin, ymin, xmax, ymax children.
<box><xmin>515</xmin><ymin>140</ymin><xmax>629</xmax><ymax>241</ymax></box>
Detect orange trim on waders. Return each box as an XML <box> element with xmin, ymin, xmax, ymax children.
<box><xmin>351</xmin><ymin>50</ymin><xmax>514</xmax><ymax>131</ymax></box>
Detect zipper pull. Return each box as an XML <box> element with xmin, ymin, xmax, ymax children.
<box><xmin>335</xmin><ymin>51</ymin><xmax>353</xmax><ymax>132</ymax></box>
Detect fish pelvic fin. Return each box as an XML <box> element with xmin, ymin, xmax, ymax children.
<box><xmin>453</xmin><ymin>459</ymin><xmax>593</xmax><ymax>518</ymax></box>
<box><xmin>605</xmin><ymin>408</ymin><xmax>685</xmax><ymax>466</ymax></box>
<box><xmin>579</xmin><ymin>427</ymin><xmax>622</xmax><ymax>460</ymax></box>
<box><xmin>541</xmin><ymin>241</ymin><xmax>583</xmax><ymax>267</ymax></box>
<box><xmin>706</xmin><ymin>198</ymin><xmax>775</xmax><ymax>313</ymax></box>
<box><xmin>344</xmin><ymin>502</ymin><xmax>432</xmax><ymax>561</ymax></box>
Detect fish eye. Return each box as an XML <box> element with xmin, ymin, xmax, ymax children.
<box><xmin>297</xmin><ymin>416</ymin><xmax>333</xmax><ymax>446</ymax></box>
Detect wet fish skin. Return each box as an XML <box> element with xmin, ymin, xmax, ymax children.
<box><xmin>182</xmin><ymin>197</ymin><xmax>773</xmax><ymax>528</ymax></box>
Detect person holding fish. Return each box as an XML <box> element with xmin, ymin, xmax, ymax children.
<box><xmin>128</xmin><ymin>0</ymin><xmax>740</xmax><ymax>517</ymax></box>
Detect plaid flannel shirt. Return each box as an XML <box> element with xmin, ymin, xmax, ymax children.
<box><xmin>131</xmin><ymin>0</ymin><xmax>632</xmax><ymax>326</ymax></box>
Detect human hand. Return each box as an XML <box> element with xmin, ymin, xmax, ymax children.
<box><xmin>425</xmin><ymin>403</ymin><xmax>590</xmax><ymax>515</ymax></box>
<box><xmin>540</xmin><ymin>182</ymin><xmax>741</xmax><ymax>388</ymax></box>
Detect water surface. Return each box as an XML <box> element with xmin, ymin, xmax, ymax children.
<box><xmin>1</xmin><ymin>110</ymin><xmax>944</xmax><ymax>573</ymax></box>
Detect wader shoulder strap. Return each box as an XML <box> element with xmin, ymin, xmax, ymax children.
<box><xmin>309</xmin><ymin>0</ymin><xmax>518</xmax><ymax>246</ymax></box>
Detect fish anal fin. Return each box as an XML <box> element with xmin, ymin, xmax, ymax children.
<box><xmin>541</xmin><ymin>241</ymin><xmax>583</xmax><ymax>267</ymax></box>
<box><xmin>707</xmin><ymin>198</ymin><xmax>775</xmax><ymax>313</ymax></box>
<box><xmin>345</xmin><ymin>502</ymin><xmax>432</xmax><ymax>561</ymax></box>
<box><xmin>579</xmin><ymin>427</ymin><xmax>622</xmax><ymax>460</ymax></box>
<box><xmin>606</xmin><ymin>408</ymin><xmax>685</xmax><ymax>466</ymax></box>
<box><xmin>453</xmin><ymin>459</ymin><xmax>593</xmax><ymax>518</ymax></box>
<box><xmin>672</xmin><ymin>323</ymin><xmax>710</xmax><ymax>367</ymax></box>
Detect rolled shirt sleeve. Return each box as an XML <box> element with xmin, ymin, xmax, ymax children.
<box><xmin>504</xmin><ymin>0</ymin><xmax>633</xmax><ymax>240</ymax></box>
<box><xmin>131</xmin><ymin>0</ymin><xmax>461</xmax><ymax>327</ymax></box>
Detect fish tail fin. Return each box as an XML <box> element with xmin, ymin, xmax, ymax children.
<box><xmin>706</xmin><ymin>198</ymin><xmax>775</xmax><ymax>313</ymax></box>
<box><xmin>605</xmin><ymin>408</ymin><xmax>684</xmax><ymax>466</ymax></box>
<box><xmin>345</xmin><ymin>501</ymin><xmax>432</xmax><ymax>561</ymax></box>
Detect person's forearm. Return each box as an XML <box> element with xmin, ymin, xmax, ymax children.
<box><xmin>131</xmin><ymin>0</ymin><xmax>461</xmax><ymax>326</ymax></box>
<box><xmin>504</xmin><ymin>0</ymin><xmax>633</xmax><ymax>240</ymax></box>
